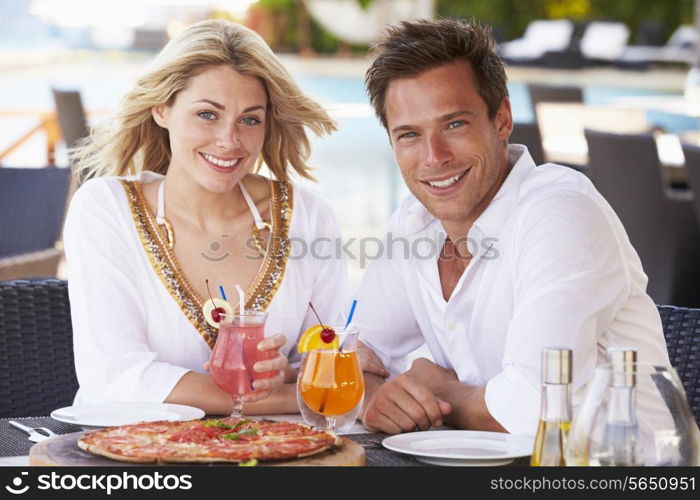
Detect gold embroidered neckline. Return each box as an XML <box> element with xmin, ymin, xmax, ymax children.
<box><xmin>120</xmin><ymin>178</ymin><xmax>294</xmax><ymax>348</ymax></box>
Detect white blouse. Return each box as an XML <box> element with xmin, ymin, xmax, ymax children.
<box><xmin>63</xmin><ymin>172</ymin><xmax>351</xmax><ymax>405</ymax></box>
<box><xmin>354</xmin><ymin>145</ymin><xmax>670</xmax><ymax>436</ymax></box>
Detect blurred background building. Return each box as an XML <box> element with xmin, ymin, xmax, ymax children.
<box><xmin>2</xmin><ymin>0</ymin><xmax>700</xmax><ymax>306</ymax></box>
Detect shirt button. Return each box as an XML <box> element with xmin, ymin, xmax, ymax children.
<box><xmin>447</xmin><ymin>321</ymin><xmax>457</xmax><ymax>331</ymax></box>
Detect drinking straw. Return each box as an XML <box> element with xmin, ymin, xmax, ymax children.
<box><xmin>344</xmin><ymin>300</ymin><xmax>358</xmax><ymax>331</ymax></box>
<box><xmin>235</xmin><ymin>284</ymin><xmax>245</xmax><ymax>322</ymax></box>
<box><xmin>339</xmin><ymin>300</ymin><xmax>358</xmax><ymax>352</ymax></box>
<box><xmin>219</xmin><ymin>285</ymin><xmax>227</xmax><ymax>301</ymax></box>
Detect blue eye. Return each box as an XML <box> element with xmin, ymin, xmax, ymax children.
<box><xmin>197</xmin><ymin>111</ymin><xmax>216</xmax><ymax>120</ymax></box>
<box><xmin>448</xmin><ymin>120</ymin><xmax>465</xmax><ymax>129</ymax></box>
<box><xmin>241</xmin><ymin>116</ymin><xmax>262</xmax><ymax>125</ymax></box>
<box><xmin>398</xmin><ymin>131</ymin><xmax>417</xmax><ymax>140</ymax></box>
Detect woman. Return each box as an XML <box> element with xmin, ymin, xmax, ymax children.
<box><xmin>64</xmin><ymin>20</ymin><xmax>351</xmax><ymax>415</ymax></box>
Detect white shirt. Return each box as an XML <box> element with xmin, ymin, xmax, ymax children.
<box><xmin>355</xmin><ymin>145</ymin><xmax>670</xmax><ymax>436</ymax></box>
<box><xmin>64</xmin><ymin>172</ymin><xmax>350</xmax><ymax>405</ymax></box>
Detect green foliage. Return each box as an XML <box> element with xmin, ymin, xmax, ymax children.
<box><xmin>257</xmin><ymin>0</ymin><xmax>293</xmax><ymax>8</ymax></box>
<box><xmin>437</xmin><ymin>0</ymin><xmax>548</xmax><ymax>40</ymax></box>
<box><xmin>436</xmin><ymin>0</ymin><xmax>694</xmax><ymax>41</ymax></box>
<box><xmin>255</xmin><ymin>0</ymin><xmax>694</xmax><ymax>53</ymax></box>
<box><xmin>587</xmin><ymin>0</ymin><xmax>694</xmax><ymax>39</ymax></box>
<box><xmin>254</xmin><ymin>0</ymin><xmax>369</xmax><ymax>54</ymax></box>
<box><xmin>544</xmin><ymin>0</ymin><xmax>590</xmax><ymax>19</ymax></box>
<box><xmin>310</xmin><ymin>16</ymin><xmax>342</xmax><ymax>53</ymax></box>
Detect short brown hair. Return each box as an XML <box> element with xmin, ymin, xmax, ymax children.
<box><xmin>365</xmin><ymin>18</ymin><xmax>508</xmax><ymax>129</ymax></box>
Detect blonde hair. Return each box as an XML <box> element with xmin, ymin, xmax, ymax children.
<box><xmin>72</xmin><ymin>20</ymin><xmax>336</xmax><ymax>181</ymax></box>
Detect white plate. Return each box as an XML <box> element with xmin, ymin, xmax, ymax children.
<box><xmin>51</xmin><ymin>402</ymin><xmax>205</xmax><ymax>428</ymax></box>
<box><xmin>382</xmin><ymin>430</ymin><xmax>534</xmax><ymax>466</ymax></box>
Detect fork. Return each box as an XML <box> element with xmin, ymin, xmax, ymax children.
<box><xmin>9</xmin><ymin>420</ymin><xmax>58</xmax><ymax>442</ymax></box>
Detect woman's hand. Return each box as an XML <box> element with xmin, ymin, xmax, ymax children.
<box><xmin>203</xmin><ymin>333</ymin><xmax>288</xmax><ymax>403</ymax></box>
<box><xmin>245</xmin><ymin>333</ymin><xmax>288</xmax><ymax>401</ymax></box>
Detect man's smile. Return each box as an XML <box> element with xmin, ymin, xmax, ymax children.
<box><xmin>421</xmin><ymin>169</ymin><xmax>469</xmax><ymax>188</ymax></box>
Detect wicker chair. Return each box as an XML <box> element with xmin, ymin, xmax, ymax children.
<box><xmin>51</xmin><ymin>88</ymin><xmax>89</xmax><ymax>152</ymax></box>
<box><xmin>585</xmin><ymin>130</ymin><xmax>700</xmax><ymax>307</ymax></box>
<box><xmin>510</xmin><ymin>122</ymin><xmax>545</xmax><ymax>166</ymax></box>
<box><xmin>658</xmin><ymin>305</ymin><xmax>700</xmax><ymax>425</ymax></box>
<box><xmin>680</xmin><ymin>142</ymin><xmax>700</xmax><ymax>230</ymax></box>
<box><xmin>0</xmin><ymin>167</ymin><xmax>72</xmax><ymax>280</ymax></box>
<box><xmin>527</xmin><ymin>82</ymin><xmax>583</xmax><ymax>118</ymax></box>
<box><xmin>0</xmin><ymin>279</ymin><xmax>77</xmax><ymax>417</ymax></box>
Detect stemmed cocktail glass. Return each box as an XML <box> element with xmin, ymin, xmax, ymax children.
<box><xmin>210</xmin><ymin>311</ymin><xmax>274</xmax><ymax>417</ymax></box>
<box><xmin>297</xmin><ymin>328</ymin><xmax>365</xmax><ymax>432</ymax></box>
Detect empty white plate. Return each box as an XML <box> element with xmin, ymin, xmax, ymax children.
<box><xmin>51</xmin><ymin>402</ymin><xmax>205</xmax><ymax>428</ymax></box>
<box><xmin>383</xmin><ymin>430</ymin><xmax>534</xmax><ymax>466</ymax></box>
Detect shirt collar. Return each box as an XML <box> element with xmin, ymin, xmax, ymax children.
<box><xmin>469</xmin><ymin>144</ymin><xmax>536</xmax><ymax>241</ymax></box>
<box><xmin>404</xmin><ymin>144</ymin><xmax>536</xmax><ymax>240</ymax></box>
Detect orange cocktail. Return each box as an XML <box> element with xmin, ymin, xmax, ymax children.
<box><xmin>300</xmin><ymin>349</ymin><xmax>364</xmax><ymax>416</ymax></box>
<box><xmin>298</xmin><ymin>329</ymin><xmax>364</xmax><ymax>431</ymax></box>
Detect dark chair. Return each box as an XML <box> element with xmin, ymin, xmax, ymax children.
<box><xmin>657</xmin><ymin>305</ymin><xmax>700</xmax><ymax>425</ymax></box>
<box><xmin>510</xmin><ymin>122</ymin><xmax>545</xmax><ymax>166</ymax></box>
<box><xmin>542</xmin><ymin>48</ymin><xmax>586</xmax><ymax>69</ymax></box>
<box><xmin>680</xmin><ymin>142</ymin><xmax>700</xmax><ymax>230</ymax></box>
<box><xmin>585</xmin><ymin>129</ymin><xmax>700</xmax><ymax>307</ymax></box>
<box><xmin>51</xmin><ymin>88</ymin><xmax>89</xmax><ymax>151</ymax></box>
<box><xmin>528</xmin><ymin>83</ymin><xmax>583</xmax><ymax>118</ymax></box>
<box><xmin>0</xmin><ymin>167</ymin><xmax>71</xmax><ymax>259</ymax></box>
<box><xmin>0</xmin><ymin>279</ymin><xmax>78</xmax><ymax>417</ymax></box>
<box><xmin>0</xmin><ymin>167</ymin><xmax>71</xmax><ymax>280</ymax></box>
<box><xmin>634</xmin><ymin>21</ymin><xmax>666</xmax><ymax>47</ymax></box>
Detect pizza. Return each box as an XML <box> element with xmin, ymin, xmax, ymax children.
<box><xmin>77</xmin><ymin>418</ymin><xmax>341</xmax><ymax>463</ymax></box>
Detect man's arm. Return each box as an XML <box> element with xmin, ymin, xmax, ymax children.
<box><xmin>362</xmin><ymin>358</ymin><xmax>505</xmax><ymax>433</ymax></box>
<box><xmin>407</xmin><ymin>359</ymin><xmax>506</xmax><ymax>432</ymax></box>
<box><xmin>361</xmin><ymin>371</ymin><xmax>451</xmax><ymax>434</ymax></box>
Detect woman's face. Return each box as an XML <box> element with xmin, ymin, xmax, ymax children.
<box><xmin>152</xmin><ymin>64</ymin><xmax>267</xmax><ymax>193</ymax></box>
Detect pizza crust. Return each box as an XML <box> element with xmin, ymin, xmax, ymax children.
<box><xmin>78</xmin><ymin>440</ymin><xmax>162</xmax><ymax>463</ymax></box>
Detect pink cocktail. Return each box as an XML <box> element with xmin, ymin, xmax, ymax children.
<box><xmin>210</xmin><ymin>311</ymin><xmax>274</xmax><ymax>416</ymax></box>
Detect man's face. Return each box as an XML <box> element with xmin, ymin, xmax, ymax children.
<box><xmin>384</xmin><ymin>60</ymin><xmax>512</xmax><ymax>234</ymax></box>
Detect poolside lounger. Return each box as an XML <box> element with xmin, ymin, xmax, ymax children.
<box><xmin>579</xmin><ymin>21</ymin><xmax>630</xmax><ymax>62</ymax></box>
<box><xmin>498</xmin><ymin>19</ymin><xmax>574</xmax><ymax>64</ymax></box>
<box><xmin>620</xmin><ymin>25</ymin><xmax>697</xmax><ymax>66</ymax></box>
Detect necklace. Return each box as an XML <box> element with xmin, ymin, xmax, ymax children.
<box><xmin>155</xmin><ymin>179</ymin><xmax>271</xmax><ymax>257</ymax></box>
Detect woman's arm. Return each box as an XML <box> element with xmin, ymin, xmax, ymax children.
<box><xmin>165</xmin><ymin>374</ymin><xmax>298</xmax><ymax>415</ymax></box>
<box><xmin>65</xmin><ymin>180</ymin><xmax>190</xmax><ymax>404</ymax></box>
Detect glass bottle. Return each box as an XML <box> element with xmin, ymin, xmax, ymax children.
<box><xmin>531</xmin><ymin>348</ymin><xmax>572</xmax><ymax>466</ymax></box>
<box><xmin>593</xmin><ymin>348</ymin><xmax>643</xmax><ymax>465</ymax></box>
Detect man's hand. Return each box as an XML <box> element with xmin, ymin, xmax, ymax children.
<box><xmin>405</xmin><ymin>357</ymin><xmax>459</xmax><ymax>390</ymax></box>
<box><xmin>356</xmin><ymin>341</ymin><xmax>389</xmax><ymax>378</ymax></box>
<box><xmin>361</xmin><ymin>367</ymin><xmax>452</xmax><ymax>434</ymax></box>
<box><xmin>402</xmin><ymin>358</ymin><xmax>507</xmax><ymax>433</ymax></box>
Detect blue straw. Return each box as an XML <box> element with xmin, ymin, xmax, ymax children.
<box><xmin>339</xmin><ymin>300</ymin><xmax>358</xmax><ymax>352</ymax></box>
<box><xmin>219</xmin><ymin>285</ymin><xmax>227</xmax><ymax>301</ymax></box>
<box><xmin>344</xmin><ymin>299</ymin><xmax>358</xmax><ymax>331</ymax></box>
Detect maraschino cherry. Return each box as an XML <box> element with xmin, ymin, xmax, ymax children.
<box><xmin>206</xmin><ymin>279</ymin><xmax>226</xmax><ymax>323</ymax></box>
<box><xmin>308</xmin><ymin>302</ymin><xmax>336</xmax><ymax>343</ymax></box>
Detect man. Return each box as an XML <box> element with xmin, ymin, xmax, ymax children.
<box><xmin>354</xmin><ymin>18</ymin><xmax>669</xmax><ymax>436</ymax></box>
